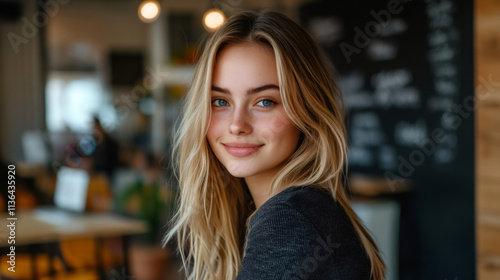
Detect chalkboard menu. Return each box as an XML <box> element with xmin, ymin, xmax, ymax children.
<box><xmin>301</xmin><ymin>0</ymin><xmax>474</xmax><ymax>279</ymax></box>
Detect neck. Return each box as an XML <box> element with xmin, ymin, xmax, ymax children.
<box><xmin>244</xmin><ymin>173</ymin><xmax>274</xmax><ymax>209</ymax></box>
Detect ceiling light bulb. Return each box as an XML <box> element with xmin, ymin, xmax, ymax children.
<box><xmin>203</xmin><ymin>9</ymin><xmax>225</xmax><ymax>32</ymax></box>
<box><xmin>139</xmin><ymin>1</ymin><xmax>160</xmax><ymax>23</ymax></box>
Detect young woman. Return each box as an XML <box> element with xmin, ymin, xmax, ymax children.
<box><xmin>166</xmin><ymin>10</ymin><xmax>386</xmax><ymax>280</ymax></box>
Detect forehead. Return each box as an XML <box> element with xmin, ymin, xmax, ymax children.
<box><xmin>212</xmin><ymin>43</ymin><xmax>278</xmax><ymax>88</ymax></box>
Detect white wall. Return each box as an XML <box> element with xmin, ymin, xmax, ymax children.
<box><xmin>0</xmin><ymin>0</ymin><xmax>45</xmax><ymax>162</ymax></box>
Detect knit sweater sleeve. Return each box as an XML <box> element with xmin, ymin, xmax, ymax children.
<box><xmin>235</xmin><ymin>202</ymin><xmax>340</xmax><ymax>280</ymax></box>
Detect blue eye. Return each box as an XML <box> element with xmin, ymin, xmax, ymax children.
<box><xmin>213</xmin><ymin>99</ymin><xmax>228</xmax><ymax>107</ymax></box>
<box><xmin>257</xmin><ymin>99</ymin><xmax>276</xmax><ymax>107</ymax></box>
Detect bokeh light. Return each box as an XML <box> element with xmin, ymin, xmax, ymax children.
<box><xmin>138</xmin><ymin>1</ymin><xmax>160</xmax><ymax>23</ymax></box>
<box><xmin>203</xmin><ymin>9</ymin><xmax>225</xmax><ymax>32</ymax></box>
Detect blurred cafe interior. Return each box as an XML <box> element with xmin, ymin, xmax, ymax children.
<box><xmin>0</xmin><ymin>0</ymin><xmax>499</xmax><ymax>279</ymax></box>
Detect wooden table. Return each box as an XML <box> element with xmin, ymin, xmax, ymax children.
<box><xmin>0</xmin><ymin>209</ymin><xmax>148</xmax><ymax>279</ymax></box>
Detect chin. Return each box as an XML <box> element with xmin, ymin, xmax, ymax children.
<box><xmin>225</xmin><ymin>168</ymin><xmax>251</xmax><ymax>179</ymax></box>
<box><xmin>223</xmin><ymin>162</ymin><xmax>255</xmax><ymax>178</ymax></box>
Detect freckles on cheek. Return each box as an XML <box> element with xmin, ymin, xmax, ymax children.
<box><xmin>257</xmin><ymin>117</ymin><xmax>288</xmax><ymax>140</ymax></box>
<box><xmin>270</xmin><ymin>117</ymin><xmax>288</xmax><ymax>132</ymax></box>
<box><xmin>260</xmin><ymin>115</ymin><xmax>300</xmax><ymax>151</ymax></box>
<box><xmin>207</xmin><ymin>116</ymin><xmax>225</xmax><ymax>139</ymax></box>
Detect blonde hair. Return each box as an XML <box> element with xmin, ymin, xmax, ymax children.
<box><xmin>165</xmin><ymin>10</ymin><xmax>386</xmax><ymax>280</ymax></box>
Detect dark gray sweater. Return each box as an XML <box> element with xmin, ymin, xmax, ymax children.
<box><xmin>236</xmin><ymin>186</ymin><xmax>372</xmax><ymax>279</ymax></box>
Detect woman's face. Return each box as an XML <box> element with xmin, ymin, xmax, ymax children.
<box><xmin>207</xmin><ymin>43</ymin><xmax>301</xmax><ymax>183</ymax></box>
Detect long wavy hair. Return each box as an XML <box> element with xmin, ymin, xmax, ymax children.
<box><xmin>165</xmin><ymin>10</ymin><xmax>386</xmax><ymax>280</ymax></box>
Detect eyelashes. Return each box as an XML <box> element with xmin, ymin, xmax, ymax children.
<box><xmin>211</xmin><ymin>98</ymin><xmax>278</xmax><ymax>109</ymax></box>
<box><xmin>212</xmin><ymin>99</ymin><xmax>229</xmax><ymax>107</ymax></box>
<box><xmin>256</xmin><ymin>99</ymin><xmax>277</xmax><ymax>107</ymax></box>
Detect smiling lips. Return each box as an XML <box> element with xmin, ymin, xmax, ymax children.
<box><xmin>223</xmin><ymin>143</ymin><xmax>264</xmax><ymax>157</ymax></box>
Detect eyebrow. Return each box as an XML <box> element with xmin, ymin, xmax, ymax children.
<box><xmin>211</xmin><ymin>84</ymin><xmax>280</xmax><ymax>95</ymax></box>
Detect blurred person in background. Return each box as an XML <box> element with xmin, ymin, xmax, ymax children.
<box><xmin>92</xmin><ymin>117</ymin><xmax>120</xmax><ymax>180</ymax></box>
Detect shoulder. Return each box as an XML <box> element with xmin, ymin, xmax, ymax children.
<box><xmin>246</xmin><ymin>187</ymin><xmax>328</xmax><ymax>251</ymax></box>
<box><xmin>254</xmin><ymin>186</ymin><xmax>353</xmax><ymax>239</ymax></box>
<box><xmin>237</xmin><ymin>186</ymin><xmax>371</xmax><ymax>280</ymax></box>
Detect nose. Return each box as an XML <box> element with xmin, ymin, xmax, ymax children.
<box><xmin>229</xmin><ymin>107</ymin><xmax>252</xmax><ymax>135</ymax></box>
